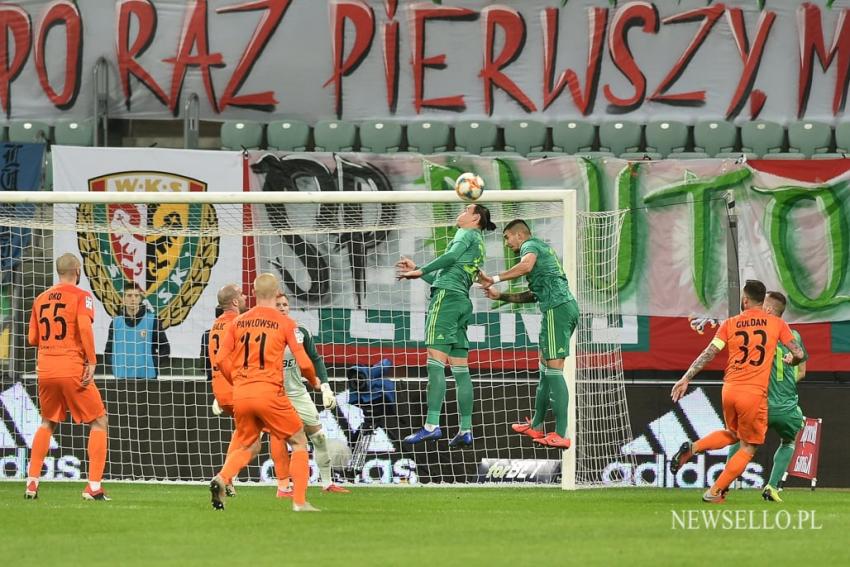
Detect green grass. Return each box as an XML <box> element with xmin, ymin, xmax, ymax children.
<box><xmin>1</xmin><ymin>484</ymin><xmax>848</xmax><ymax>566</ymax></box>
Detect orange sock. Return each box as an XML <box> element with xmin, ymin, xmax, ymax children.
<box><xmin>87</xmin><ymin>429</ymin><xmax>108</xmax><ymax>482</ymax></box>
<box><xmin>712</xmin><ymin>448</ymin><xmax>753</xmax><ymax>494</ymax></box>
<box><xmin>693</xmin><ymin>430</ymin><xmax>737</xmax><ymax>454</ymax></box>
<box><xmin>219</xmin><ymin>446</ymin><xmax>253</xmax><ymax>485</ymax></box>
<box><xmin>27</xmin><ymin>426</ymin><xmax>52</xmax><ymax>480</ymax></box>
<box><xmin>269</xmin><ymin>435</ymin><xmax>290</xmax><ymax>489</ymax></box>
<box><xmin>290</xmin><ymin>449</ymin><xmax>309</xmax><ymax>507</ymax></box>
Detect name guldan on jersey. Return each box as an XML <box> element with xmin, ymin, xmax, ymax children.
<box><xmin>736</xmin><ymin>318</ymin><xmax>768</xmax><ymax>328</ymax></box>
<box><xmin>236</xmin><ymin>319</ymin><xmax>279</xmax><ymax>330</ymax></box>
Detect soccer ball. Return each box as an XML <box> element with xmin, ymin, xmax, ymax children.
<box><xmin>454</xmin><ymin>172</ymin><xmax>485</xmax><ymax>201</ymax></box>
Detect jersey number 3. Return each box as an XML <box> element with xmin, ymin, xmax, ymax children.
<box><xmin>733</xmin><ymin>330</ymin><xmax>766</xmax><ymax>366</ymax></box>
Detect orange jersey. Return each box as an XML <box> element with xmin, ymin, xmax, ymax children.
<box><xmin>711</xmin><ymin>307</ymin><xmax>794</xmax><ymax>394</ymax></box>
<box><xmin>215</xmin><ymin>306</ymin><xmax>316</xmax><ymax>400</ymax></box>
<box><xmin>208</xmin><ymin>310</ymin><xmax>238</xmax><ymax>406</ymax></box>
<box><xmin>28</xmin><ymin>283</ymin><xmax>96</xmax><ymax>380</ymax></box>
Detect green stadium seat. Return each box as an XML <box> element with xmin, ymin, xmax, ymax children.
<box><xmin>454</xmin><ymin>120</ymin><xmax>498</xmax><ymax>154</ymax></box>
<box><xmin>267</xmin><ymin>119</ymin><xmax>310</xmax><ymax>151</ymax></box>
<box><xmin>406</xmin><ymin>121</ymin><xmax>450</xmax><ymax>153</ymax></box>
<box><xmin>814</xmin><ymin>122</ymin><xmax>849</xmax><ymax>158</ymax></box>
<box><xmin>741</xmin><ymin>120</ymin><xmax>784</xmax><ymax>157</ymax></box>
<box><xmin>598</xmin><ymin>121</ymin><xmax>642</xmax><ymax>156</ymax></box>
<box><xmin>645</xmin><ymin>121</ymin><xmax>688</xmax><ymax>157</ymax></box>
<box><xmin>9</xmin><ymin>120</ymin><xmax>51</xmax><ymax>143</ymax></box>
<box><xmin>313</xmin><ymin>120</ymin><xmax>357</xmax><ymax>152</ymax></box>
<box><xmin>54</xmin><ymin>119</ymin><xmax>94</xmax><ymax>146</ymax></box>
<box><xmin>551</xmin><ymin>120</ymin><xmax>595</xmax><ymax>154</ymax></box>
<box><xmin>693</xmin><ymin>120</ymin><xmax>738</xmax><ymax>157</ymax></box>
<box><xmin>359</xmin><ymin>120</ymin><xmax>402</xmax><ymax>153</ymax></box>
<box><xmin>503</xmin><ymin>120</ymin><xmax>547</xmax><ymax>155</ymax></box>
<box><xmin>786</xmin><ymin>121</ymin><xmax>832</xmax><ymax>157</ymax></box>
<box><xmin>220</xmin><ymin>120</ymin><xmax>263</xmax><ymax>150</ymax></box>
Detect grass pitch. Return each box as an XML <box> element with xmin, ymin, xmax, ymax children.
<box><xmin>1</xmin><ymin>483</ymin><xmax>848</xmax><ymax>566</ymax></box>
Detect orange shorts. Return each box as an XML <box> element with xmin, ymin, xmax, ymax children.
<box><xmin>721</xmin><ymin>386</ymin><xmax>768</xmax><ymax>444</ymax></box>
<box><xmin>232</xmin><ymin>394</ymin><xmax>302</xmax><ymax>448</ymax></box>
<box><xmin>38</xmin><ymin>377</ymin><xmax>106</xmax><ymax>424</ymax></box>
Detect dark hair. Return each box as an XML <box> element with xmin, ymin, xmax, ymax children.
<box><xmin>743</xmin><ymin>279</ymin><xmax>766</xmax><ymax>304</ymax></box>
<box><xmin>473</xmin><ymin>204</ymin><xmax>497</xmax><ymax>231</ymax></box>
<box><xmin>122</xmin><ymin>282</ymin><xmax>144</xmax><ymax>295</ymax></box>
<box><xmin>765</xmin><ymin>291</ymin><xmax>787</xmax><ymax>314</ymax></box>
<box><xmin>504</xmin><ymin>219</ymin><xmax>531</xmax><ymax>234</ymax></box>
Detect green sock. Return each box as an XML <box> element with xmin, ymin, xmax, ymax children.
<box><xmin>452</xmin><ymin>365</ymin><xmax>474</xmax><ymax>431</ymax></box>
<box><xmin>546</xmin><ymin>367</ymin><xmax>569</xmax><ymax>437</ymax></box>
<box><xmin>530</xmin><ymin>365</ymin><xmax>550</xmax><ymax>430</ymax></box>
<box><xmin>425</xmin><ymin>358</ymin><xmax>446</xmax><ymax>427</ymax></box>
<box><xmin>769</xmin><ymin>440</ymin><xmax>796</xmax><ymax>487</ymax></box>
<box><xmin>727</xmin><ymin>442</ymin><xmax>740</xmax><ymax>462</ymax></box>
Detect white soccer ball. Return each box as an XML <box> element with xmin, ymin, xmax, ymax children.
<box><xmin>454</xmin><ymin>172</ymin><xmax>485</xmax><ymax>201</ymax></box>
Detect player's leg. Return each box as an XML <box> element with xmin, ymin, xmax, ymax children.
<box><xmin>211</xmin><ymin>400</ymin><xmax>262</xmax><ymax>510</ymax></box>
<box><xmin>706</xmin><ymin>393</ymin><xmax>766</xmax><ymax>501</ymax></box>
<box><xmin>67</xmin><ymin>378</ymin><xmax>109</xmax><ymax>501</ymax></box>
<box><xmin>514</xmin><ymin>365</ymin><xmax>548</xmax><ymax>438</ymax></box>
<box><xmin>287</xmin><ymin>429</ymin><xmax>319</xmax><ymax>512</ymax></box>
<box><xmin>447</xmin><ymin>295</ymin><xmax>474</xmax><ymax>447</ymax></box>
<box><xmin>268</xmin><ymin>434</ymin><xmax>291</xmax><ymax>496</ymax></box>
<box><xmin>763</xmin><ymin>407</ymin><xmax>804</xmax><ymax>502</ymax></box>
<box><xmin>26</xmin><ymin>379</ymin><xmax>67</xmax><ymax>498</ymax></box>
<box><xmin>671</xmin><ymin>386</ymin><xmax>738</xmax><ymax>474</ymax></box>
<box><xmin>533</xmin><ymin>302</ymin><xmax>578</xmax><ymax>449</ymax></box>
<box><xmin>304</xmin><ymin>423</ymin><xmax>350</xmax><ymax>493</ymax></box>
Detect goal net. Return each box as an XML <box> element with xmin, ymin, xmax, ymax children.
<box><xmin>0</xmin><ymin>190</ymin><xmax>631</xmax><ymax>488</ymax></box>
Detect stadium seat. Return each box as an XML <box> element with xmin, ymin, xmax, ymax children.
<box><xmin>313</xmin><ymin>120</ymin><xmax>357</xmax><ymax>152</ymax></box>
<box><xmin>406</xmin><ymin>121</ymin><xmax>451</xmax><ymax>153</ymax></box>
<box><xmin>645</xmin><ymin>121</ymin><xmax>688</xmax><ymax>158</ymax></box>
<box><xmin>266</xmin><ymin>119</ymin><xmax>310</xmax><ymax>151</ymax></box>
<box><xmin>454</xmin><ymin>120</ymin><xmax>499</xmax><ymax>154</ymax></box>
<box><xmin>786</xmin><ymin>121</ymin><xmax>832</xmax><ymax>157</ymax></box>
<box><xmin>598</xmin><ymin>121</ymin><xmax>642</xmax><ymax>157</ymax></box>
<box><xmin>549</xmin><ymin>120</ymin><xmax>601</xmax><ymax>157</ymax></box>
<box><xmin>693</xmin><ymin>120</ymin><xmax>738</xmax><ymax>157</ymax></box>
<box><xmin>9</xmin><ymin>120</ymin><xmax>51</xmax><ymax>143</ymax></box>
<box><xmin>814</xmin><ymin>122</ymin><xmax>849</xmax><ymax>158</ymax></box>
<box><xmin>503</xmin><ymin>120</ymin><xmax>547</xmax><ymax>155</ymax></box>
<box><xmin>54</xmin><ymin>119</ymin><xmax>94</xmax><ymax>146</ymax></box>
<box><xmin>220</xmin><ymin>121</ymin><xmax>263</xmax><ymax>150</ymax></box>
<box><xmin>360</xmin><ymin>120</ymin><xmax>402</xmax><ymax>153</ymax></box>
<box><xmin>741</xmin><ymin>120</ymin><xmax>785</xmax><ymax>157</ymax></box>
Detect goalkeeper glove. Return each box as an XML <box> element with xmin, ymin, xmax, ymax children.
<box><xmin>320</xmin><ymin>383</ymin><xmax>337</xmax><ymax>410</ymax></box>
<box><xmin>212</xmin><ymin>399</ymin><xmax>223</xmax><ymax>416</ymax></box>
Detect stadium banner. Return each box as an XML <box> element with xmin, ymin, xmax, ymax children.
<box><xmin>248</xmin><ymin>151</ymin><xmax>850</xmax><ymax>371</ymax></box>
<box><xmin>785</xmin><ymin>417</ymin><xmax>823</xmax><ymax>484</ymax></box>
<box><xmin>2</xmin><ymin>378</ymin><xmax>847</xmax><ymax>487</ymax></box>
<box><xmin>0</xmin><ymin>0</ymin><xmax>847</xmax><ymax>123</ymax></box>
<box><xmin>50</xmin><ymin>147</ymin><xmax>244</xmax><ymax>359</ymax></box>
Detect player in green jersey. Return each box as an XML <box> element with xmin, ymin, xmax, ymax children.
<box><xmin>396</xmin><ymin>203</ymin><xmax>496</xmax><ymax>447</ymax></box>
<box><xmin>725</xmin><ymin>291</ymin><xmax>807</xmax><ymax>502</ymax></box>
<box><xmin>480</xmin><ymin>219</ymin><xmax>579</xmax><ymax>449</ymax></box>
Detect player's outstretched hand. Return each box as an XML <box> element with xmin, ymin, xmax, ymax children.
<box><xmin>396</xmin><ymin>257</ymin><xmax>416</xmax><ymax>272</ymax></box>
<box><xmin>397</xmin><ymin>269</ymin><xmax>423</xmax><ymax>281</ymax></box>
<box><xmin>483</xmin><ymin>286</ymin><xmax>501</xmax><ymax>300</ymax></box>
<box><xmin>782</xmin><ymin>352</ymin><xmax>794</xmax><ymax>364</ymax></box>
<box><xmin>320</xmin><ymin>383</ymin><xmax>337</xmax><ymax>410</ymax></box>
<box><xmin>478</xmin><ymin>270</ymin><xmax>494</xmax><ymax>288</ymax></box>
<box><xmin>671</xmin><ymin>377</ymin><xmax>690</xmax><ymax>403</ymax></box>
<box><xmin>212</xmin><ymin>399</ymin><xmax>223</xmax><ymax>416</ymax></box>
<box><xmin>81</xmin><ymin>363</ymin><xmax>95</xmax><ymax>387</ymax></box>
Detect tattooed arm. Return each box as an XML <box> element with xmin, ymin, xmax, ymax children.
<box><xmin>483</xmin><ymin>287</ymin><xmax>536</xmax><ymax>304</ymax></box>
<box><xmin>671</xmin><ymin>344</ymin><xmax>720</xmax><ymax>403</ymax></box>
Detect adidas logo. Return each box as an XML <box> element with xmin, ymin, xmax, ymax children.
<box><xmin>603</xmin><ymin>388</ymin><xmax>764</xmax><ymax>488</ymax></box>
<box><xmin>0</xmin><ymin>382</ymin><xmax>80</xmax><ymax>479</ymax></box>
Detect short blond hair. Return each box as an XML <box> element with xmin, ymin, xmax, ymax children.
<box><xmin>56</xmin><ymin>253</ymin><xmax>81</xmax><ymax>276</ymax></box>
<box><xmin>253</xmin><ymin>273</ymin><xmax>280</xmax><ymax>300</ymax></box>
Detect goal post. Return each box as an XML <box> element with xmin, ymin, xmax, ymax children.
<box><xmin>0</xmin><ymin>189</ymin><xmax>630</xmax><ymax>488</ymax></box>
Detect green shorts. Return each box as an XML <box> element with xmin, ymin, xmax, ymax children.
<box><xmin>425</xmin><ymin>288</ymin><xmax>472</xmax><ymax>357</ymax></box>
<box><xmin>540</xmin><ymin>300</ymin><xmax>579</xmax><ymax>360</ymax></box>
<box><xmin>768</xmin><ymin>405</ymin><xmax>804</xmax><ymax>441</ymax></box>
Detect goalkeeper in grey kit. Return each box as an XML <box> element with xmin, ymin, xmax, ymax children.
<box><xmin>480</xmin><ymin>219</ymin><xmax>579</xmax><ymax>449</ymax></box>
<box><xmin>276</xmin><ymin>292</ymin><xmax>350</xmax><ymax>495</ymax></box>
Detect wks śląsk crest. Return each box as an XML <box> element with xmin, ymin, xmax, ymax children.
<box><xmin>76</xmin><ymin>172</ymin><xmax>220</xmax><ymax>329</ymax></box>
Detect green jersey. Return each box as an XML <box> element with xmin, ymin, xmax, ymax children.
<box><xmin>283</xmin><ymin>326</ymin><xmax>328</xmax><ymax>397</ymax></box>
<box><xmin>421</xmin><ymin>228</ymin><xmax>485</xmax><ymax>295</ymax></box>
<box><xmin>767</xmin><ymin>330</ymin><xmax>806</xmax><ymax>413</ymax></box>
<box><xmin>520</xmin><ymin>237</ymin><xmax>575</xmax><ymax>312</ymax></box>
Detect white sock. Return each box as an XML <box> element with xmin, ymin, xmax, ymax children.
<box><xmin>26</xmin><ymin>477</ymin><xmax>39</xmax><ymax>487</ymax></box>
<box><xmin>459</xmin><ymin>430</ymin><xmax>471</xmax><ymax>434</ymax></box>
<box><xmin>308</xmin><ymin>431</ymin><xmax>333</xmax><ymax>488</ymax></box>
<box><xmin>424</xmin><ymin>423</ymin><xmax>437</xmax><ymax>432</ymax></box>
<box><xmin>88</xmin><ymin>481</ymin><xmax>101</xmax><ymax>491</ymax></box>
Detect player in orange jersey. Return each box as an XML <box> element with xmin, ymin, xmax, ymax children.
<box><xmin>25</xmin><ymin>253</ymin><xmax>109</xmax><ymax>501</ymax></box>
<box><xmin>207</xmin><ymin>283</ymin><xmax>290</xmax><ymax>498</ymax></box>
<box><xmin>669</xmin><ymin>280</ymin><xmax>805</xmax><ymax>503</ymax></box>
<box><xmin>209</xmin><ymin>273</ymin><xmax>320</xmax><ymax>512</ymax></box>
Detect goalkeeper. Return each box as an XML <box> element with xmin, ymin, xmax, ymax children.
<box><xmin>275</xmin><ymin>292</ymin><xmax>349</xmax><ymax>495</ymax></box>
<box><xmin>396</xmin><ymin>203</ymin><xmax>496</xmax><ymax>447</ymax></box>
<box><xmin>480</xmin><ymin>219</ymin><xmax>579</xmax><ymax>449</ymax></box>
<box><xmin>726</xmin><ymin>291</ymin><xmax>808</xmax><ymax>503</ymax></box>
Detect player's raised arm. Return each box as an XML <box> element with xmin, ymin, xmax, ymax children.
<box><xmin>301</xmin><ymin>326</ymin><xmax>336</xmax><ymax>409</ymax></box>
<box><xmin>284</xmin><ymin>320</ymin><xmax>318</xmax><ymax>389</ymax></box>
<box><xmin>215</xmin><ymin>322</ymin><xmax>237</xmax><ymax>383</ymax></box>
<box><xmin>778</xmin><ymin>321</ymin><xmax>806</xmax><ymax>365</ymax></box>
<box><xmin>671</xmin><ymin>319</ymin><xmax>726</xmax><ymax>402</ymax></box>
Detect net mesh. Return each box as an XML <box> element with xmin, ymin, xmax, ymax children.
<box><xmin>0</xmin><ymin>195</ymin><xmax>631</xmax><ymax>487</ymax></box>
